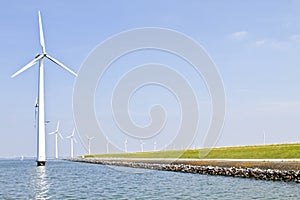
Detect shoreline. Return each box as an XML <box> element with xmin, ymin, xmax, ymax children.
<box><xmin>66</xmin><ymin>158</ymin><xmax>300</xmax><ymax>183</ymax></box>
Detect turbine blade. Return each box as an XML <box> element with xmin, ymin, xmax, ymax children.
<box><xmin>73</xmin><ymin>138</ymin><xmax>78</xmax><ymax>143</ymax></box>
<box><xmin>49</xmin><ymin>131</ymin><xmax>56</xmax><ymax>135</ymax></box>
<box><xmin>67</xmin><ymin>129</ymin><xmax>75</xmax><ymax>139</ymax></box>
<box><xmin>45</xmin><ymin>54</ymin><xmax>77</xmax><ymax>76</ymax></box>
<box><xmin>11</xmin><ymin>55</ymin><xmax>43</xmax><ymax>78</ymax></box>
<box><xmin>58</xmin><ymin>132</ymin><xmax>63</xmax><ymax>140</ymax></box>
<box><xmin>56</xmin><ymin>121</ymin><xmax>60</xmax><ymax>131</ymax></box>
<box><xmin>38</xmin><ymin>11</ymin><xmax>46</xmax><ymax>53</ymax></box>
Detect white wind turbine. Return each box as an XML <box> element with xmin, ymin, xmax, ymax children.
<box><xmin>124</xmin><ymin>139</ymin><xmax>128</xmax><ymax>153</ymax></box>
<box><xmin>106</xmin><ymin>136</ymin><xmax>109</xmax><ymax>154</ymax></box>
<box><xmin>66</xmin><ymin>129</ymin><xmax>77</xmax><ymax>158</ymax></box>
<box><xmin>263</xmin><ymin>130</ymin><xmax>266</xmax><ymax>145</ymax></box>
<box><xmin>86</xmin><ymin>135</ymin><xmax>94</xmax><ymax>155</ymax></box>
<box><xmin>49</xmin><ymin>121</ymin><xmax>63</xmax><ymax>159</ymax></box>
<box><xmin>154</xmin><ymin>141</ymin><xmax>157</xmax><ymax>151</ymax></box>
<box><xmin>140</xmin><ymin>140</ymin><xmax>145</xmax><ymax>152</ymax></box>
<box><xmin>11</xmin><ymin>11</ymin><xmax>77</xmax><ymax>166</ymax></box>
<box><xmin>34</xmin><ymin>97</ymin><xmax>38</xmax><ymax>128</ymax></box>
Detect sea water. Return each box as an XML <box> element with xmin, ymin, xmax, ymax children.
<box><xmin>0</xmin><ymin>159</ymin><xmax>299</xmax><ymax>199</ymax></box>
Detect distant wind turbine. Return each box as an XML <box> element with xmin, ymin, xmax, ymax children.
<box><xmin>154</xmin><ymin>141</ymin><xmax>157</xmax><ymax>151</ymax></box>
<box><xmin>140</xmin><ymin>140</ymin><xmax>145</xmax><ymax>152</ymax></box>
<box><xmin>49</xmin><ymin>121</ymin><xmax>63</xmax><ymax>159</ymax></box>
<box><xmin>263</xmin><ymin>130</ymin><xmax>266</xmax><ymax>145</ymax></box>
<box><xmin>124</xmin><ymin>139</ymin><xmax>128</xmax><ymax>153</ymax></box>
<box><xmin>11</xmin><ymin>11</ymin><xmax>77</xmax><ymax>166</ymax></box>
<box><xmin>66</xmin><ymin>129</ymin><xmax>77</xmax><ymax>158</ymax></box>
<box><xmin>86</xmin><ymin>135</ymin><xmax>94</xmax><ymax>155</ymax></box>
<box><xmin>106</xmin><ymin>136</ymin><xmax>109</xmax><ymax>154</ymax></box>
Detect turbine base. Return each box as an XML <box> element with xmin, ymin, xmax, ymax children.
<box><xmin>37</xmin><ymin>161</ymin><xmax>46</xmax><ymax>166</ymax></box>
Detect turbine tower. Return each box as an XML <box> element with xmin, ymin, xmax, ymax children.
<box><xmin>263</xmin><ymin>130</ymin><xmax>266</xmax><ymax>145</ymax></box>
<box><xmin>34</xmin><ymin>97</ymin><xmax>38</xmax><ymax>128</ymax></box>
<box><xmin>106</xmin><ymin>136</ymin><xmax>109</xmax><ymax>154</ymax></box>
<box><xmin>66</xmin><ymin>128</ymin><xmax>77</xmax><ymax>158</ymax></box>
<box><xmin>86</xmin><ymin>135</ymin><xmax>94</xmax><ymax>155</ymax></box>
<box><xmin>124</xmin><ymin>139</ymin><xmax>128</xmax><ymax>153</ymax></box>
<box><xmin>49</xmin><ymin>121</ymin><xmax>63</xmax><ymax>159</ymax></box>
<box><xmin>140</xmin><ymin>140</ymin><xmax>145</xmax><ymax>152</ymax></box>
<box><xmin>11</xmin><ymin>11</ymin><xmax>77</xmax><ymax>166</ymax></box>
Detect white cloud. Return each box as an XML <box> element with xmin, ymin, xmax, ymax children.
<box><xmin>254</xmin><ymin>39</ymin><xmax>288</xmax><ymax>49</ymax></box>
<box><xmin>259</xmin><ymin>100</ymin><xmax>300</xmax><ymax>112</ymax></box>
<box><xmin>230</xmin><ymin>31</ymin><xmax>248</xmax><ymax>40</ymax></box>
<box><xmin>255</xmin><ymin>39</ymin><xmax>267</xmax><ymax>47</ymax></box>
<box><xmin>254</xmin><ymin>34</ymin><xmax>300</xmax><ymax>49</ymax></box>
<box><xmin>289</xmin><ymin>34</ymin><xmax>300</xmax><ymax>42</ymax></box>
<box><xmin>270</xmin><ymin>40</ymin><xmax>288</xmax><ymax>49</ymax></box>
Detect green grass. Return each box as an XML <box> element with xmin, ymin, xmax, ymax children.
<box><xmin>85</xmin><ymin>143</ymin><xmax>300</xmax><ymax>159</ymax></box>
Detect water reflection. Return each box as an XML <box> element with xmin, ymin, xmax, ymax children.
<box><xmin>31</xmin><ymin>166</ymin><xmax>51</xmax><ymax>199</ymax></box>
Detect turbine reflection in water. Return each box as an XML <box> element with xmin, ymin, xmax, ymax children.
<box><xmin>32</xmin><ymin>167</ymin><xmax>50</xmax><ymax>200</ymax></box>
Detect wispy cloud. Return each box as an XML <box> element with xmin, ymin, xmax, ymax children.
<box><xmin>255</xmin><ymin>39</ymin><xmax>267</xmax><ymax>47</ymax></box>
<box><xmin>289</xmin><ymin>34</ymin><xmax>300</xmax><ymax>42</ymax></box>
<box><xmin>229</xmin><ymin>31</ymin><xmax>248</xmax><ymax>40</ymax></box>
<box><xmin>253</xmin><ymin>34</ymin><xmax>300</xmax><ymax>49</ymax></box>
<box><xmin>269</xmin><ymin>40</ymin><xmax>289</xmax><ymax>49</ymax></box>
<box><xmin>258</xmin><ymin>100</ymin><xmax>300</xmax><ymax>113</ymax></box>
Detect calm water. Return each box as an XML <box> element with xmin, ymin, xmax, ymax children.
<box><xmin>0</xmin><ymin>159</ymin><xmax>300</xmax><ymax>199</ymax></box>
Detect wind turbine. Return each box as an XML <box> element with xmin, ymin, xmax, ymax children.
<box><xmin>106</xmin><ymin>142</ymin><xmax>109</xmax><ymax>154</ymax></box>
<box><xmin>263</xmin><ymin>130</ymin><xmax>266</xmax><ymax>145</ymax></box>
<box><xmin>49</xmin><ymin>121</ymin><xmax>63</xmax><ymax>159</ymax></box>
<box><xmin>154</xmin><ymin>141</ymin><xmax>157</xmax><ymax>151</ymax></box>
<box><xmin>11</xmin><ymin>11</ymin><xmax>77</xmax><ymax>166</ymax></box>
<box><xmin>66</xmin><ymin>128</ymin><xmax>77</xmax><ymax>158</ymax></box>
<box><xmin>140</xmin><ymin>140</ymin><xmax>145</xmax><ymax>152</ymax></box>
<box><xmin>34</xmin><ymin>98</ymin><xmax>38</xmax><ymax>128</ymax></box>
<box><xmin>86</xmin><ymin>135</ymin><xmax>94</xmax><ymax>155</ymax></box>
<box><xmin>106</xmin><ymin>136</ymin><xmax>109</xmax><ymax>154</ymax></box>
<box><xmin>124</xmin><ymin>139</ymin><xmax>128</xmax><ymax>153</ymax></box>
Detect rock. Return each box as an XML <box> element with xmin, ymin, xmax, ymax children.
<box><xmin>66</xmin><ymin>158</ymin><xmax>300</xmax><ymax>183</ymax></box>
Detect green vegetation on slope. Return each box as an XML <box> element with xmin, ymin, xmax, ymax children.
<box><xmin>85</xmin><ymin>143</ymin><xmax>300</xmax><ymax>159</ymax></box>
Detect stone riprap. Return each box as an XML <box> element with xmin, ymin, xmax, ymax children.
<box><xmin>67</xmin><ymin>158</ymin><xmax>300</xmax><ymax>183</ymax></box>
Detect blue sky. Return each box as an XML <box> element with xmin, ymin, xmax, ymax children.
<box><xmin>1</xmin><ymin>0</ymin><xmax>300</xmax><ymax>158</ymax></box>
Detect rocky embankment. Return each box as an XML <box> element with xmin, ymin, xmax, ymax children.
<box><xmin>67</xmin><ymin>158</ymin><xmax>300</xmax><ymax>183</ymax></box>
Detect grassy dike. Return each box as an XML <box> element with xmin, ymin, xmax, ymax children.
<box><xmin>70</xmin><ymin>143</ymin><xmax>300</xmax><ymax>180</ymax></box>
<box><xmin>85</xmin><ymin>143</ymin><xmax>300</xmax><ymax>159</ymax></box>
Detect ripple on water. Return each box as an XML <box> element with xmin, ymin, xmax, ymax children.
<box><xmin>0</xmin><ymin>160</ymin><xmax>300</xmax><ymax>199</ymax></box>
